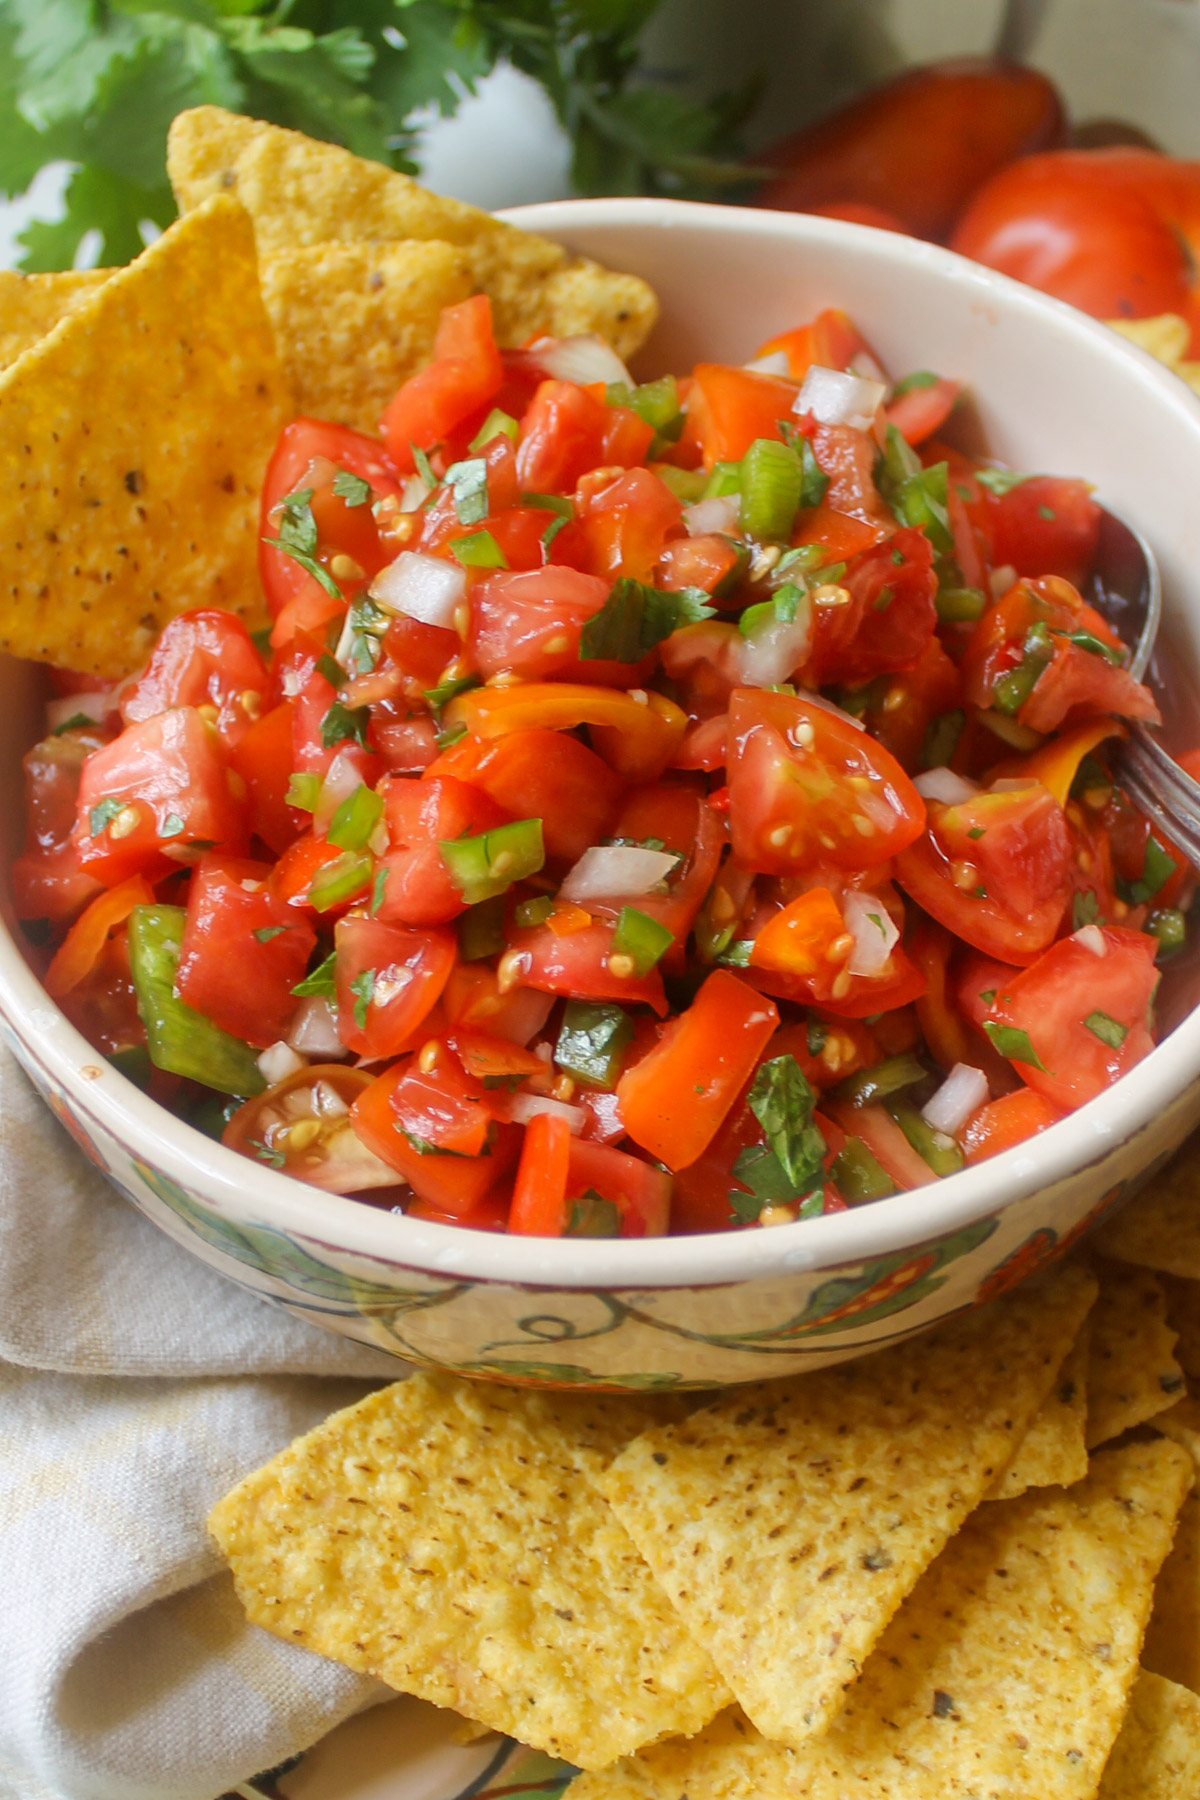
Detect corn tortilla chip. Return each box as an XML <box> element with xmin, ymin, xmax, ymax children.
<box><xmin>208</xmin><ymin>1374</ymin><xmax>728</xmax><ymax>1770</ymax></box>
<box><xmin>989</xmin><ymin>1316</ymin><xmax>1092</xmax><ymax>1500</ymax></box>
<box><xmin>1154</xmin><ymin>1393</ymin><xmax>1200</xmax><ymax>1465</ymax></box>
<box><xmin>0</xmin><ymin>196</ymin><xmax>289</xmax><ymax>677</ymax></box>
<box><xmin>571</xmin><ymin>1442</ymin><xmax>1193</xmax><ymax>1800</ymax></box>
<box><xmin>599</xmin><ymin>1264</ymin><xmax>1097</xmax><ymax>1748</ymax></box>
<box><xmin>1163</xmin><ymin>1275</ymin><xmax>1200</xmax><ymax>1379</ymax></box>
<box><xmin>1087</xmin><ymin>1263</ymin><xmax>1185</xmax><ymax>1447</ymax></box>
<box><xmin>0</xmin><ymin>269</ymin><xmax>111</xmax><ymax>372</ymax></box>
<box><xmin>1099</xmin><ymin>1670</ymin><xmax>1200</xmax><ymax>1798</ymax></box>
<box><xmin>167</xmin><ymin>107</ymin><xmax>658</xmax><ymax>359</ymax></box>
<box><xmin>1095</xmin><ymin>1139</ymin><xmax>1200</xmax><ymax>1280</ymax></box>
<box><xmin>259</xmin><ymin>241</ymin><xmax>472</xmax><ymax>435</ymax></box>
<box><xmin>1142</xmin><ymin>1484</ymin><xmax>1200</xmax><ymax>1695</ymax></box>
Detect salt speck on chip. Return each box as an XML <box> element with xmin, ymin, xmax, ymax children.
<box><xmin>599</xmin><ymin>1264</ymin><xmax>1097</xmax><ymax>1747</ymax></box>
<box><xmin>208</xmin><ymin>1374</ymin><xmax>727</xmax><ymax>1770</ymax></box>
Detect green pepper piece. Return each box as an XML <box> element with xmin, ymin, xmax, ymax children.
<box><xmin>832</xmin><ymin>1052</ymin><xmax>927</xmax><ymax>1109</ymax></box>
<box><xmin>309</xmin><ymin>850</ymin><xmax>373</xmax><ymax>913</ymax></box>
<box><xmin>1147</xmin><ymin>907</ymin><xmax>1187</xmax><ymax>959</ymax></box>
<box><xmin>556</xmin><ymin>1001</ymin><xmax>635</xmax><ymax>1091</ymax></box>
<box><xmin>830</xmin><ymin>1136</ymin><xmax>895</xmax><ymax>1202</ymax></box>
<box><xmin>611</xmin><ymin>906</ymin><xmax>674</xmax><ymax>977</ymax></box>
<box><xmin>703</xmin><ymin>460</ymin><xmax>742</xmax><ymax>500</ymax></box>
<box><xmin>326</xmin><ymin>783</ymin><xmax>384</xmax><ymax>853</ymax></box>
<box><xmin>128</xmin><ymin>904</ymin><xmax>265</xmax><ymax>1097</ymax></box>
<box><xmin>439</xmin><ymin>817</ymin><xmax>544</xmax><ymax>905</ymax></box>
<box><xmin>106</xmin><ymin>1044</ymin><xmax>154</xmax><ymax>1090</ymax></box>
<box><xmin>739</xmin><ymin>438</ymin><xmax>803</xmax><ymax>541</ymax></box>
<box><xmin>457</xmin><ymin>894</ymin><xmax>507</xmax><ymax>962</ymax></box>
<box><xmin>885</xmin><ymin>1099</ymin><xmax>965</xmax><ymax>1176</ymax></box>
<box><xmin>992</xmin><ymin>621</ymin><xmax>1055</xmax><ymax>715</ymax></box>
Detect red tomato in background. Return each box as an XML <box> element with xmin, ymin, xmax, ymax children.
<box><xmin>756</xmin><ymin>59</ymin><xmax>1064</xmax><ymax>241</ymax></box>
<box><xmin>952</xmin><ymin>148</ymin><xmax>1200</xmax><ymax>350</ymax></box>
<box><xmin>176</xmin><ymin>855</ymin><xmax>316</xmax><ymax>1046</ymax></box>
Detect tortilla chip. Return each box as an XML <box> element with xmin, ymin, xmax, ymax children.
<box><xmin>599</xmin><ymin>1264</ymin><xmax>1097</xmax><ymax>1748</ymax></box>
<box><xmin>259</xmin><ymin>241</ymin><xmax>473</xmax><ymax>434</ymax></box>
<box><xmin>1099</xmin><ymin>1670</ymin><xmax>1200</xmax><ymax>1798</ymax></box>
<box><xmin>208</xmin><ymin>1374</ymin><xmax>728</xmax><ymax>1770</ymax></box>
<box><xmin>571</xmin><ymin>1442</ymin><xmax>1193</xmax><ymax>1800</ymax></box>
<box><xmin>1109</xmin><ymin>314</ymin><xmax>1200</xmax><ymax>398</ymax></box>
<box><xmin>167</xmin><ymin>106</ymin><xmax>658</xmax><ymax>358</ymax></box>
<box><xmin>1155</xmin><ymin>1393</ymin><xmax>1200</xmax><ymax>1465</ymax></box>
<box><xmin>0</xmin><ymin>269</ymin><xmax>111</xmax><ymax>371</ymax></box>
<box><xmin>1162</xmin><ymin>1275</ymin><xmax>1200</xmax><ymax>1379</ymax></box>
<box><xmin>1087</xmin><ymin>1263</ymin><xmax>1185</xmax><ymax>1447</ymax></box>
<box><xmin>1095</xmin><ymin>1139</ymin><xmax>1200</xmax><ymax>1280</ymax></box>
<box><xmin>0</xmin><ymin>196</ymin><xmax>289</xmax><ymax>677</ymax></box>
<box><xmin>989</xmin><ymin>1317</ymin><xmax>1092</xmax><ymax>1500</ymax></box>
<box><xmin>1142</xmin><ymin>1484</ymin><xmax>1200</xmax><ymax>1695</ymax></box>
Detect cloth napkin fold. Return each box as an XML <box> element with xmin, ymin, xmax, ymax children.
<box><xmin>0</xmin><ymin>1049</ymin><xmax>408</xmax><ymax>1800</ymax></box>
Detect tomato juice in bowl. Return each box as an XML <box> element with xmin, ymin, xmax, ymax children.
<box><xmin>3</xmin><ymin>199</ymin><xmax>1200</xmax><ymax>1387</ymax></box>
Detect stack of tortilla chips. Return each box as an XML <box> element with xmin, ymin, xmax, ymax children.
<box><xmin>0</xmin><ymin>107</ymin><xmax>657</xmax><ymax>678</ymax></box>
<box><xmin>210</xmin><ymin>1148</ymin><xmax>1200</xmax><ymax>1797</ymax></box>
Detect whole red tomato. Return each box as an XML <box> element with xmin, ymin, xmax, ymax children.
<box><xmin>755</xmin><ymin>59</ymin><xmax>1065</xmax><ymax>242</ymax></box>
<box><xmin>952</xmin><ymin>148</ymin><xmax>1200</xmax><ymax>349</ymax></box>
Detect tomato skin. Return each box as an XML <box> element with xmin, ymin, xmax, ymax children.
<box><xmin>74</xmin><ymin>708</ymin><xmax>247</xmax><ymax>885</ymax></box>
<box><xmin>377</xmin><ymin>774</ymin><xmax>509</xmax><ymax>927</ymax></box>
<box><xmin>727</xmin><ymin>688</ymin><xmax>926</xmax><ymax>874</ymax></box>
<box><xmin>686</xmin><ymin>363</ymin><xmax>799</xmax><ymax>465</ymax></box>
<box><xmin>809</xmin><ymin>423</ymin><xmax>887</xmax><ymax>521</ymax></box>
<box><xmin>223</xmin><ymin>1065</ymin><xmax>401</xmax><ymax>1194</ymax></box>
<box><xmin>440</xmin><ymin>728</ymin><xmax>623</xmax><ymax>865</ymax></box>
<box><xmin>1017</xmin><ymin>642</ymin><xmax>1160</xmax><ymax>735</ymax></box>
<box><xmin>961</xmin><ymin>1087</ymin><xmax>1065</xmax><ymax>1163</ymax></box>
<box><xmin>951</xmin><ymin>148</ymin><xmax>1200</xmax><ymax>340</ymax></box>
<box><xmin>12</xmin><ymin>729</ymin><xmax>105</xmax><ymax>923</ymax></box>
<box><xmin>508</xmin><ymin>1111</ymin><xmax>573</xmax><ymax>1234</ymax></box>
<box><xmin>121</xmin><ymin>611</ymin><xmax>268</xmax><ymax>751</ymax></box>
<box><xmin>445</xmin><ymin>683</ymin><xmax>688</xmax><ymax>784</ymax></box>
<box><xmin>515</xmin><ymin>380</ymin><xmax>611</xmax><ymax>493</ymax></box>
<box><xmin>176</xmin><ymin>855</ymin><xmax>317</xmax><ymax>1047</ymax></box>
<box><xmin>506</xmin><ymin>920</ymin><xmax>668</xmax><ymax>1015</ymax></box>
<box><xmin>885</xmin><ymin>377</ymin><xmax>961</xmax><ymax>446</ymax></box>
<box><xmin>441</xmin><ymin>962</ymin><xmax>554</xmax><ymax>1044</ymax></box>
<box><xmin>333</xmin><ymin>914</ymin><xmax>456</xmax><ymax>1058</ymax></box>
<box><xmin>552</xmin><ymin>468</ymin><xmax>683</xmax><ymax>583</ymax></box>
<box><xmin>380</xmin><ymin>295</ymin><xmax>504</xmax><ymax>470</ymax></box>
<box><xmin>229</xmin><ymin>701</ymin><xmax>303</xmax><ymax>857</ymax></box>
<box><xmin>351</xmin><ymin>1056</ymin><xmax>521</xmax><ymax>1215</ymax></box>
<box><xmin>468</xmin><ymin>565</ymin><xmax>622</xmax><ymax>685</ymax></box>
<box><xmin>756</xmin><ymin>59</ymin><xmax>1064</xmax><ymax>241</ymax></box>
<box><xmin>656</xmin><ymin>534</ymin><xmax>744</xmax><ymax>598</ymax></box>
<box><xmin>978</xmin><ymin>476</ymin><xmax>1100</xmax><ymax>588</ymax></box>
<box><xmin>806</xmin><ymin>526</ymin><xmax>937</xmax><ymax>684</ymax></box>
<box><xmin>981</xmin><ymin>926</ymin><xmax>1159</xmax><ymax>1111</ymax></box>
<box><xmin>617</xmin><ymin>971</ymin><xmax>778</xmax><ymax>1170</ymax></box>
<box><xmin>259</xmin><ymin>419</ymin><xmax>401</xmax><ymax>614</ymax></box>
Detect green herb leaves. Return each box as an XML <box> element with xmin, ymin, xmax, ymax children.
<box><xmin>579</xmin><ymin>578</ymin><xmax>713</xmax><ymax>662</ymax></box>
<box><xmin>729</xmin><ymin>1054</ymin><xmax>827</xmax><ymax>1224</ymax></box>
<box><xmin>983</xmin><ymin>1021</ymin><xmax>1047</xmax><ymax>1070</ymax></box>
<box><xmin>263</xmin><ymin>489</ymin><xmax>342</xmax><ymax>600</ymax></box>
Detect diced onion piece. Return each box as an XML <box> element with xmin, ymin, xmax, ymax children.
<box><xmin>922</xmin><ymin>1063</ymin><xmax>990</xmax><ymax>1137</ymax></box>
<box><xmin>47</xmin><ymin>691</ymin><xmax>111</xmax><ymax>730</ymax></box>
<box><xmin>305</xmin><ymin>1126</ymin><xmax>402</xmax><ymax>1194</ymax></box>
<box><xmin>399</xmin><ymin>474</ymin><xmax>430</xmax><ymax>511</ymax></box>
<box><xmin>990</xmin><ymin>562</ymin><xmax>1019</xmax><ymax>600</ymax></box>
<box><xmin>795</xmin><ymin>365</ymin><xmax>886</xmax><ymax>431</ymax></box>
<box><xmin>684</xmin><ymin>494</ymin><xmax>740</xmax><ymax>537</ymax></box>
<box><xmin>844</xmin><ymin>890</ymin><xmax>899</xmax><ymax>977</ymax></box>
<box><xmin>514</xmin><ymin>333</ymin><xmax>632</xmax><ymax>389</ymax></box>
<box><xmin>370</xmin><ymin>551</ymin><xmax>466</xmax><ymax>628</ymax></box>
<box><xmin>559</xmin><ymin>845</ymin><xmax>679</xmax><ymax>903</ymax></box>
<box><xmin>851</xmin><ymin>350</ymin><xmax>888</xmax><ymax>385</ymax></box>
<box><xmin>507</xmin><ymin>1091</ymin><xmax>587</xmax><ymax>1134</ymax></box>
<box><xmin>1074</xmin><ymin>924</ymin><xmax>1108</xmax><ymax>957</ymax></box>
<box><xmin>258</xmin><ymin>1041</ymin><xmax>307</xmax><ymax>1085</ymax></box>
<box><xmin>288</xmin><ymin>997</ymin><xmax>350</xmax><ymax>1058</ymax></box>
<box><xmin>743</xmin><ymin>350</ymin><xmax>791</xmax><ymax>377</ymax></box>
<box><xmin>313</xmin><ymin>747</ymin><xmax>367</xmax><ymax>836</ymax></box>
<box><xmin>739</xmin><ymin>601</ymin><xmax>814</xmax><ymax>690</ymax></box>
<box><xmin>913</xmin><ymin>766</ymin><xmax>980</xmax><ymax>805</ymax></box>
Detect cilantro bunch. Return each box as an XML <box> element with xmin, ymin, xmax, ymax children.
<box><xmin>0</xmin><ymin>0</ymin><xmax>754</xmax><ymax>273</ymax></box>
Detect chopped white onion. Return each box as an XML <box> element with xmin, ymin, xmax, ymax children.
<box><xmin>795</xmin><ymin>365</ymin><xmax>887</xmax><ymax>432</ymax></box>
<box><xmin>1074</xmin><ymin>924</ymin><xmax>1108</xmax><ymax>957</ymax></box>
<box><xmin>684</xmin><ymin>494</ymin><xmax>740</xmax><ymax>537</ymax></box>
<box><xmin>288</xmin><ymin>997</ymin><xmax>349</xmax><ymax>1059</ymax></box>
<box><xmin>850</xmin><ymin>350</ymin><xmax>888</xmax><ymax>385</ymax></box>
<box><xmin>922</xmin><ymin>1063</ymin><xmax>990</xmax><ymax>1137</ymax></box>
<box><xmin>312</xmin><ymin>1078</ymin><xmax>350</xmax><ymax>1120</ymax></box>
<box><xmin>257</xmin><ymin>1041</ymin><xmax>307</xmax><ymax>1086</ymax></box>
<box><xmin>559</xmin><ymin>845</ymin><xmax>679</xmax><ymax>903</ymax></box>
<box><xmin>46</xmin><ymin>690</ymin><xmax>111</xmax><ymax>731</ymax></box>
<box><xmin>514</xmin><ymin>333</ymin><xmax>632</xmax><ymax>389</ymax></box>
<box><xmin>739</xmin><ymin>594</ymin><xmax>814</xmax><ymax>689</ymax></box>
<box><xmin>743</xmin><ymin>350</ymin><xmax>791</xmax><ymax>377</ymax></box>
<box><xmin>796</xmin><ymin>687</ymin><xmax>867</xmax><ymax>731</ymax></box>
<box><xmin>507</xmin><ymin>1091</ymin><xmax>587</xmax><ymax>1134</ymax></box>
<box><xmin>989</xmin><ymin>562</ymin><xmax>1019</xmax><ymax>600</ymax></box>
<box><xmin>844</xmin><ymin>890</ymin><xmax>899</xmax><ymax>977</ymax></box>
<box><xmin>914</xmin><ymin>766</ymin><xmax>980</xmax><ymax>806</ymax></box>
<box><xmin>399</xmin><ymin>473</ymin><xmax>431</xmax><ymax>511</ymax></box>
<box><xmin>300</xmin><ymin>1125</ymin><xmax>402</xmax><ymax>1194</ymax></box>
<box><xmin>370</xmin><ymin>551</ymin><xmax>466</xmax><ymax>629</ymax></box>
<box><xmin>312</xmin><ymin>746</ymin><xmax>366</xmax><ymax>835</ymax></box>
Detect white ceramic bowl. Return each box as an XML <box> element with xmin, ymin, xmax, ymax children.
<box><xmin>3</xmin><ymin>199</ymin><xmax>1200</xmax><ymax>1390</ymax></box>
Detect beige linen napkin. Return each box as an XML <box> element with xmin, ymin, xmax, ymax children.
<box><xmin>0</xmin><ymin>1049</ymin><xmax>404</xmax><ymax>1800</ymax></box>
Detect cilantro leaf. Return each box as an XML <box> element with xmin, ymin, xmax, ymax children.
<box><xmin>746</xmin><ymin>1054</ymin><xmax>827</xmax><ymax>1193</ymax></box>
<box><xmin>976</xmin><ymin>466</ymin><xmax>1033</xmax><ymax>497</ymax></box>
<box><xmin>291</xmin><ymin>950</ymin><xmax>337</xmax><ymax>998</ymax></box>
<box><xmin>580</xmin><ymin>578</ymin><xmax>714</xmax><ymax>661</ymax></box>
<box><xmin>320</xmin><ymin>700</ymin><xmax>370</xmax><ymax>751</ymax></box>
<box><xmin>332</xmin><ymin>468</ymin><xmax>371</xmax><ymax>506</ymax></box>
<box><xmin>349</xmin><ymin>967</ymin><xmax>375</xmax><ymax>1029</ymax></box>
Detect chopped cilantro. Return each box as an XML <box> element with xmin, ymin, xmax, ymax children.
<box><xmin>580</xmin><ymin>578</ymin><xmax>713</xmax><ymax>661</ymax></box>
<box><xmin>254</xmin><ymin>925</ymin><xmax>288</xmax><ymax>944</ymax></box>
<box><xmin>88</xmin><ymin>797</ymin><xmax>124</xmax><ymax>837</ymax></box>
<box><xmin>976</xmin><ymin>466</ymin><xmax>1033</xmax><ymax>496</ymax></box>
<box><xmin>983</xmin><ymin>1020</ymin><xmax>1046</xmax><ymax>1069</ymax></box>
<box><xmin>1085</xmin><ymin>1010</ymin><xmax>1128</xmax><ymax>1049</ymax></box>
<box><xmin>291</xmin><ymin>951</ymin><xmax>337</xmax><ymax>999</ymax></box>
<box><xmin>444</xmin><ymin>457</ymin><xmax>490</xmax><ymax>525</ymax></box>
<box><xmin>349</xmin><ymin>968</ymin><xmax>376</xmax><ymax>1029</ymax></box>
<box><xmin>332</xmin><ymin>469</ymin><xmax>371</xmax><ymax>507</ymax></box>
<box><xmin>262</xmin><ymin>487</ymin><xmax>342</xmax><ymax>601</ymax></box>
<box><xmin>320</xmin><ymin>700</ymin><xmax>371</xmax><ymax>751</ymax></box>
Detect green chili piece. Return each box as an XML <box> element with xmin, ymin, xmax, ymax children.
<box><xmin>1147</xmin><ymin>907</ymin><xmax>1187</xmax><ymax>959</ymax></box>
<box><xmin>450</xmin><ymin>529</ymin><xmax>508</xmax><ymax>569</ymax></box>
<box><xmin>885</xmin><ymin>1099</ymin><xmax>965</xmax><ymax>1176</ymax></box>
<box><xmin>992</xmin><ymin>621</ymin><xmax>1055</xmax><ymax>715</ymax></box>
<box><xmin>935</xmin><ymin>585</ymin><xmax>986</xmax><ymax>624</ymax></box>
<box><xmin>832</xmin><ymin>1052</ymin><xmax>927</xmax><ymax>1109</ymax></box>
<box><xmin>611</xmin><ymin>906</ymin><xmax>674</xmax><ymax>977</ymax></box>
<box><xmin>309</xmin><ymin>850</ymin><xmax>373</xmax><ymax>913</ymax></box>
<box><xmin>285</xmin><ymin>771</ymin><xmax>322</xmax><ymax>813</ymax></box>
<box><xmin>555</xmin><ymin>1001</ymin><xmax>635</xmax><ymax>1090</ymax></box>
<box><xmin>469</xmin><ymin>408</ymin><xmax>518</xmax><ymax>449</ymax></box>
<box><xmin>457</xmin><ymin>895</ymin><xmax>508</xmax><ymax>962</ymax></box>
<box><xmin>439</xmin><ymin>818</ymin><xmax>545</xmax><ymax>905</ymax></box>
<box><xmin>127</xmin><ymin>904</ymin><xmax>265</xmax><ymax>1096</ymax></box>
<box><xmin>739</xmin><ymin>438</ymin><xmax>803</xmax><ymax>541</ymax></box>
<box><xmin>565</xmin><ymin>1192</ymin><xmax>622</xmax><ymax>1237</ymax></box>
<box><xmin>830</xmin><ymin>1137</ymin><xmax>895</xmax><ymax>1203</ymax></box>
<box><xmin>703</xmin><ymin>460</ymin><xmax>742</xmax><ymax>500</ymax></box>
<box><xmin>326</xmin><ymin>783</ymin><xmax>384</xmax><ymax>853</ymax></box>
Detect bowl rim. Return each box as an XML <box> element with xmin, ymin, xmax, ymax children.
<box><xmin>5</xmin><ymin>194</ymin><xmax>1200</xmax><ymax>1293</ymax></box>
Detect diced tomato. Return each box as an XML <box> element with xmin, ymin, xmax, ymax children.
<box><xmin>441</xmin><ymin>962</ymin><xmax>555</xmax><ymax>1044</ymax></box>
<box><xmin>748</xmin><ymin>889</ymin><xmax>928</xmax><ymax>1018</ymax></box>
<box><xmin>229</xmin><ymin>701</ymin><xmax>303</xmax><ymax>856</ymax></box>
<box><xmin>861</xmin><ymin>635</ymin><xmax>961</xmax><ymax>772</ymax></box>
<box><xmin>686</xmin><ymin>363</ymin><xmax>800</xmax><ymax>465</ymax></box>
<box><xmin>74</xmin><ymin>708</ymin><xmax>247</xmax><ymax>885</ymax></box>
<box><xmin>552</xmin><ymin>468</ymin><xmax>684</xmax><ymax>583</ymax></box>
<box><xmin>468</xmin><ymin>565</ymin><xmax>639</xmax><ymax>686</ymax></box>
<box><xmin>380</xmin><ymin>295</ymin><xmax>504</xmax><ymax>470</ymax></box>
<box><xmin>961</xmin><ymin>1087</ymin><xmax>1065</xmax><ymax>1163</ymax></box>
<box><xmin>617</xmin><ymin>970</ymin><xmax>778</xmax><ymax>1169</ymax></box>
<box><xmin>333</xmin><ymin>914</ymin><xmax>457</xmax><ymax>1058</ymax></box>
<box><xmin>445</xmin><ymin>1029</ymin><xmax>545</xmax><ymax>1085</ymax></box>
<box><xmin>259</xmin><ymin>419</ymin><xmax>401</xmax><ymax>615</ymax></box>
<box><xmin>979</xmin><ymin>474</ymin><xmax>1101</xmax><ymax>587</ymax></box>
<box><xmin>806</xmin><ymin>527</ymin><xmax>937</xmax><ymax>684</ymax></box>
<box><xmin>269</xmin><ymin>831</ymin><xmax>356</xmax><ymax>914</ymax></box>
<box><xmin>1017</xmin><ymin>639</ymin><xmax>1161</xmax><ymax>734</ymax></box>
<box><xmin>809</xmin><ymin>422</ymin><xmax>888</xmax><ymax>520</ymax></box>
<box><xmin>909</xmin><ymin>915</ymin><xmax>974</xmax><ymax>1072</ymax></box>
<box><xmin>606</xmin><ymin>783</ymin><xmax>725</xmax><ymax>967</ymax></box>
<box><xmin>449</xmin><ymin>506</ymin><xmax>559</xmax><ymax>573</ymax></box>
<box><xmin>505</xmin><ymin>919</ymin><xmax>668</xmax><ymax>1015</ymax></box>
<box><xmin>418</xmin><ymin>433</ymin><xmax>521</xmax><ymax>550</ymax></box>
<box><xmin>508</xmin><ymin>1111</ymin><xmax>573</xmax><ymax>1235</ymax></box>
<box><xmin>12</xmin><ymin>728</ymin><xmax>106</xmax><ymax>923</ymax></box>
<box><xmin>515</xmin><ymin>380</ymin><xmax>611</xmax><ymax>494</ymax></box>
<box><xmin>885</xmin><ymin>377</ymin><xmax>961</xmax><ymax>446</ymax></box>
<box><xmin>444</xmin><ymin>683</ymin><xmax>688</xmax><ymax>784</ymax></box>
<box><xmin>981</xmin><ymin>925</ymin><xmax>1159</xmax><ymax>1109</ymax></box>
<box><xmin>121</xmin><ymin>611</ymin><xmax>268</xmax><ymax>750</ymax></box>
<box><xmin>45</xmin><ymin>875</ymin><xmax>155</xmax><ymax>999</ymax></box>
<box><xmin>370</xmin><ymin>706</ymin><xmax>441</xmax><ymax>775</ymax></box>
<box><xmin>821</xmin><ymin>1097</ymin><xmax>937</xmax><ymax>1188</ymax></box>
<box><xmin>351</xmin><ymin>1055</ymin><xmax>520</xmax><ymax>1214</ymax></box>
<box><xmin>176</xmin><ymin>855</ymin><xmax>316</xmax><ymax>1047</ymax></box>
<box><xmin>656</xmin><ymin>534</ymin><xmax>745</xmax><ymax>597</ymax></box>
<box><xmin>728</xmin><ymin>688</ymin><xmax>926</xmax><ymax>874</ymax></box>
<box><xmin>440</xmin><ymin>728</ymin><xmax>623</xmax><ymax>864</ymax></box>
<box><xmin>376</xmin><ymin>774</ymin><xmax>509</xmax><ymax>926</ymax></box>
<box><xmin>755</xmin><ymin>309</ymin><xmax>878</xmax><ymax>383</ymax></box>
<box><xmin>792</xmin><ymin>502</ymin><xmax>888</xmax><ymax>564</ymax></box>
<box><xmin>565</xmin><ymin>1137</ymin><xmax>671</xmax><ymax>1237</ymax></box>
<box><xmin>221</xmin><ymin>1066</ymin><xmax>398</xmax><ymax>1195</ymax></box>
